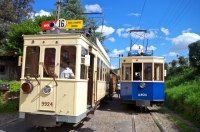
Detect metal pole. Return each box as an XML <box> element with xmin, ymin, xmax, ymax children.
<box><xmin>119</xmin><ymin>56</ymin><xmax>120</xmax><ymax>69</ymax></box>
<box><xmin>56</xmin><ymin>0</ymin><xmax>61</xmax><ymax>20</ymax></box>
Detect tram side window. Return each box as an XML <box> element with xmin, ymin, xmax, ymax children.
<box><xmin>102</xmin><ymin>63</ymin><xmax>105</xmax><ymax>81</ymax></box>
<box><xmin>97</xmin><ymin>58</ymin><xmax>100</xmax><ymax>80</ymax></box>
<box><xmin>59</xmin><ymin>46</ymin><xmax>76</xmax><ymax>79</ymax></box>
<box><xmin>144</xmin><ymin>63</ymin><xmax>152</xmax><ymax>81</ymax></box>
<box><xmin>80</xmin><ymin>47</ymin><xmax>88</xmax><ymax>79</ymax></box>
<box><xmin>122</xmin><ymin>64</ymin><xmax>131</xmax><ymax>80</ymax></box>
<box><xmin>43</xmin><ymin>48</ymin><xmax>56</xmax><ymax>77</ymax></box>
<box><xmin>154</xmin><ymin>63</ymin><xmax>163</xmax><ymax>81</ymax></box>
<box><xmin>100</xmin><ymin>60</ymin><xmax>102</xmax><ymax>80</ymax></box>
<box><xmin>25</xmin><ymin>46</ymin><xmax>40</xmax><ymax>77</ymax></box>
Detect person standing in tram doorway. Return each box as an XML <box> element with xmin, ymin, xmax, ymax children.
<box><xmin>116</xmin><ymin>80</ymin><xmax>121</xmax><ymax>98</ymax></box>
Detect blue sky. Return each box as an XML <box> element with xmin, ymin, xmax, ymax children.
<box><xmin>33</xmin><ymin>0</ymin><xmax>200</xmax><ymax>69</ymax></box>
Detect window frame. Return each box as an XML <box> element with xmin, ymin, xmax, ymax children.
<box><xmin>154</xmin><ymin>63</ymin><xmax>163</xmax><ymax>81</ymax></box>
<box><xmin>143</xmin><ymin>63</ymin><xmax>152</xmax><ymax>81</ymax></box>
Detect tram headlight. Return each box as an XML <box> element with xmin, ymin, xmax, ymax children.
<box><xmin>21</xmin><ymin>82</ymin><xmax>33</xmax><ymax>93</ymax></box>
<box><xmin>43</xmin><ymin>85</ymin><xmax>52</xmax><ymax>94</ymax></box>
<box><xmin>140</xmin><ymin>82</ymin><xmax>146</xmax><ymax>88</ymax></box>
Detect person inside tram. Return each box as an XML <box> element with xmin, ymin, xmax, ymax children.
<box><xmin>135</xmin><ymin>73</ymin><xmax>141</xmax><ymax>80</ymax></box>
<box><xmin>60</xmin><ymin>58</ymin><xmax>75</xmax><ymax>79</ymax></box>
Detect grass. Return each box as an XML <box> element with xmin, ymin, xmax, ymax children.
<box><xmin>157</xmin><ymin>106</ymin><xmax>195</xmax><ymax>132</ymax></box>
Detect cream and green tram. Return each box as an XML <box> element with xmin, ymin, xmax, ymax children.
<box><xmin>19</xmin><ymin>33</ymin><xmax>110</xmax><ymax>127</ymax></box>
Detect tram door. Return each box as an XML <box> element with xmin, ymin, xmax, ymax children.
<box><xmin>87</xmin><ymin>53</ymin><xmax>94</xmax><ymax>105</ymax></box>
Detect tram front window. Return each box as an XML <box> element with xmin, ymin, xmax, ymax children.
<box><xmin>24</xmin><ymin>46</ymin><xmax>40</xmax><ymax>77</ymax></box>
<box><xmin>144</xmin><ymin>63</ymin><xmax>152</xmax><ymax>81</ymax></box>
<box><xmin>43</xmin><ymin>48</ymin><xmax>56</xmax><ymax>78</ymax></box>
<box><xmin>59</xmin><ymin>46</ymin><xmax>76</xmax><ymax>79</ymax></box>
<box><xmin>133</xmin><ymin>63</ymin><xmax>142</xmax><ymax>81</ymax></box>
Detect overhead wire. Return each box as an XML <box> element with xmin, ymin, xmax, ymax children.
<box><xmin>137</xmin><ymin>0</ymin><xmax>147</xmax><ymax>27</ymax></box>
<box><xmin>152</xmin><ymin>0</ymin><xmax>194</xmax><ymax>48</ymax></box>
<box><xmin>130</xmin><ymin>0</ymin><xmax>147</xmax><ymax>51</ymax></box>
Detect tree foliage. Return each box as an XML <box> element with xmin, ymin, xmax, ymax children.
<box><xmin>0</xmin><ymin>15</ymin><xmax>56</xmax><ymax>56</ymax></box>
<box><xmin>0</xmin><ymin>0</ymin><xmax>35</xmax><ymax>47</ymax></box>
<box><xmin>60</xmin><ymin>0</ymin><xmax>108</xmax><ymax>52</ymax></box>
<box><xmin>188</xmin><ymin>40</ymin><xmax>200</xmax><ymax>69</ymax></box>
<box><xmin>60</xmin><ymin>0</ymin><xmax>86</xmax><ymax>20</ymax></box>
<box><xmin>12</xmin><ymin>0</ymin><xmax>35</xmax><ymax>22</ymax></box>
<box><xmin>178</xmin><ymin>56</ymin><xmax>188</xmax><ymax>67</ymax></box>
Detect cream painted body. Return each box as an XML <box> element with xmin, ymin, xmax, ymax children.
<box><xmin>19</xmin><ymin>33</ymin><xmax>110</xmax><ymax>120</ymax></box>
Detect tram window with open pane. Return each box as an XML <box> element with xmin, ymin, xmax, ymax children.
<box><xmin>133</xmin><ymin>63</ymin><xmax>142</xmax><ymax>81</ymax></box>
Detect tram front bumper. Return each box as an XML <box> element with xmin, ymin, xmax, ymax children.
<box><xmin>25</xmin><ymin>113</ymin><xmax>56</xmax><ymax>127</ymax></box>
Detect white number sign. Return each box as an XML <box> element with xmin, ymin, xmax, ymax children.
<box><xmin>56</xmin><ymin>18</ymin><xmax>66</xmax><ymax>29</ymax></box>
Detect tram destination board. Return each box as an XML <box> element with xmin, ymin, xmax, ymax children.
<box><xmin>65</xmin><ymin>20</ymin><xmax>83</xmax><ymax>29</ymax></box>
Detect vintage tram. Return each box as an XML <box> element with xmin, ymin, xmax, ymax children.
<box><xmin>120</xmin><ymin>30</ymin><xmax>165</xmax><ymax>108</ymax></box>
<box><xmin>18</xmin><ymin>29</ymin><xmax>111</xmax><ymax>127</ymax></box>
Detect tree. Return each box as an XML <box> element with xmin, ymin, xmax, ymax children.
<box><xmin>0</xmin><ymin>0</ymin><xmax>35</xmax><ymax>47</ymax></box>
<box><xmin>171</xmin><ymin>60</ymin><xmax>178</xmax><ymax>67</ymax></box>
<box><xmin>60</xmin><ymin>0</ymin><xmax>86</xmax><ymax>20</ymax></box>
<box><xmin>164</xmin><ymin>62</ymin><xmax>169</xmax><ymax>71</ymax></box>
<box><xmin>188</xmin><ymin>40</ymin><xmax>200</xmax><ymax>69</ymax></box>
<box><xmin>0</xmin><ymin>0</ymin><xmax>17</xmax><ymax>40</ymax></box>
<box><xmin>178</xmin><ymin>56</ymin><xmax>188</xmax><ymax>67</ymax></box>
<box><xmin>0</xmin><ymin>15</ymin><xmax>56</xmax><ymax>56</ymax></box>
<box><xmin>12</xmin><ymin>0</ymin><xmax>35</xmax><ymax>22</ymax></box>
<box><xmin>60</xmin><ymin>0</ymin><xmax>109</xmax><ymax>52</ymax></box>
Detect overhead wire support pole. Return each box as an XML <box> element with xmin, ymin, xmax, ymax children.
<box><xmin>56</xmin><ymin>0</ymin><xmax>61</xmax><ymax>20</ymax></box>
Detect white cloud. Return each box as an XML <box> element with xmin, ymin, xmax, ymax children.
<box><xmin>126</xmin><ymin>44</ymin><xmax>156</xmax><ymax>51</ymax></box>
<box><xmin>108</xmin><ymin>37</ymin><xmax>115</xmax><ymax>42</ymax></box>
<box><xmin>161</xmin><ymin>27</ymin><xmax>169</xmax><ymax>35</ymax></box>
<box><xmin>116</xmin><ymin>27</ymin><xmax>157</xmax><ymax>39</ymax></box>
<box><xmin>116</xmin><ymin>28</ymin><xmax>125</xmax><ymax>37</ymax></box>
<box><xmin>168</xmin><ymin>32</ymin><xmax>200</xmax><ymax>51</ymax></box>
<box><xmin>182</xmin><ymin>28</ymin><xmax>192</xmax><ymax>33</ymax></box>
<box><xmin>128</xmin><ymin>13</ymin><xmax>141</xmax><ymax>17</ymax></box>
<box><xmin>111</xmin><ymin>66</ymin><xmax>117</xmax><ymax>69</ymax></box>
<box><xmin>96</xmin><ymin>25</ymin><xmax>115</xmax><ymax>36</ymax></box>
<box><xmin>35</xmin><ymin>10</ymin><xmax>51</xmax><ymax>16</ymax></box>
<box><xmin>163</xmin><ymin>52</ymin><xmax>178</xmax><ymax>56</ymax></box>
<box><xmin>109</xmin><ymin>49</ymin><xmax>125</xmax><ymax>57</ymax></box>
<box><xmin>146</xmin><ymin>31</ymin><xmax>157</xmax><ymax>39</ymax></box>
<box><xmin>85</xmin><ymin>4</ymin><xmax>102</xmax><ymax>13</ymax></box>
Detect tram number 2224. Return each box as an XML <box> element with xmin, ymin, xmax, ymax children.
<box><xmin>41</xmin><ymin>101</ymin><xmax>53</xmax><ymax>106</ymax></box>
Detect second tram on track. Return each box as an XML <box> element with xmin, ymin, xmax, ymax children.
<box><xmin>120</xmin><ymin>30</ymin><xmax>165</xmax><ymax>108</ymax></box>
<box><xmin>18</xmin><ymin>28</ymin><xmax>111</xmax><ymax>127</ymax></box>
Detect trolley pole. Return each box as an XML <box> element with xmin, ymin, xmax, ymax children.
<box><xmin>56</xmin><ymin>0</ymin><xmax>61</xmax><ymax>20</ymax></box>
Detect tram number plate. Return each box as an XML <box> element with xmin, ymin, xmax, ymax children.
<box><xmin>41</xmin><ymin>101</ymin><xmax>53</xmax><ymax>106</ymax></box>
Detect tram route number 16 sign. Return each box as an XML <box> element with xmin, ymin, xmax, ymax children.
<box><xmin>41</xmin><ymin>19</ymin><xmax>83</xmax><ymax>30</ymax></box>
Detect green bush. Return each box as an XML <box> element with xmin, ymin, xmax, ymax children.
<box><xmin>0</xmin><ymin>80</ymin><xmax>20</xmax><ymax>113</ymax></box>
<box><xmin>165</xmin><ymin>67</ymin><xmax>200</xmax><ymax>128</ymax></box>
<box><xmin>0</xmin><ymin>100</ymin><xmax>19</xmax><ymax>113</ymax></box>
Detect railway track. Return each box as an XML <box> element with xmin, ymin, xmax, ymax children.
<box><xmin>0</xmin><ymin>97</ymin><xmax>180</xmax><ymax>132</ymax></box>
<box><xmin>130</xmin><ymin>106</ymin><xmax>166</xmax><ymax>132</ymax></box>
